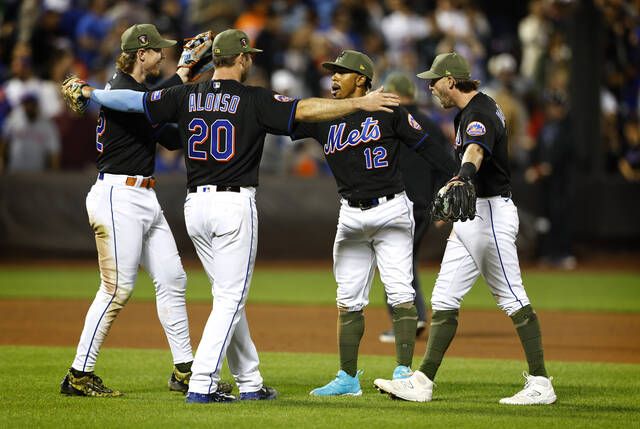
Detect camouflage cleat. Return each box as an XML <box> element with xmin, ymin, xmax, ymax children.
<box><xmin>60</xmin><ymin>369</ymin><xmax>123</xmax><ymax>397</ymax></box>
<box><xmin>168</xmin><ymin>367</ymin><xmax>234</xmax><ymax>395</ymax></box>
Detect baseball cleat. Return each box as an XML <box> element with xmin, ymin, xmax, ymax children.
<box><xmin>309</xmin><ymin>370</ymin><xmax>363</xmax><ymax>396</ymax></box>
<box><xmin>499</xmin><ymin>372</ymin><xmax>556</xmax><ymax>405</ymax></box>
<box><xmin>392</xmin><ymin>365</ymin><xmax>413</xmax><ymax>380</ymax></box>
<box><xmin>374</xmin><ymin>370</ymin><xmax>433</xmax><ymax>402</ymax></box>
<box><xmin>60</xmin><ymin>369</ymin><xmax>123</xmax><ymax>397</ymax></box>
<box><xmin>239</xmin><ymin>386</ymin><xmax>278</xmax><ymax>400</ymax></box>
<box><xmin>185</xmin><ymin>391</ymin><xmax>237</xmax><ymax>403</ymax></box>
<box><xmin>168</xmin><ymin>366</ymin><xmax>191</xmax><ymax>393</ymax></box>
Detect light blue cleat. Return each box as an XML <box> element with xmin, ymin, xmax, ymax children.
<box><xmin>310</xmin><ymin>370</ymin><xmax>363</xmax><ymax>396</ymax></box>
<box><xmin>392</xmin><ymin>365</ymin><xmax>413</xmax><ymax>380</ymax></box>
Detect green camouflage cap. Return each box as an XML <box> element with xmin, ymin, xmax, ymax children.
<box><xmin>322</xmin><ymin>50</ymin><xmax>374</xmax><ymax>80</ymax></box>
<box><xmin>417</xmin><ymin>52</ymin><xmax>471</xmax><ymax>80</ymax></box>
<box><xmin>212</xmin><ymin>29</ymin><xmax>263</xmax><ymax>56</ymax></box>
<box><xmin>121</xmin><ymin>24</ymin><xmax>176</xmax><ymax>52</ymax></box>
<box><xmin>384</xmin><ymin>72</ymin><xmax>416</xmax><ymax>98</ymax></box>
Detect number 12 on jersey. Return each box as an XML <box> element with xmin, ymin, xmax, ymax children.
<box><xmin>364</xmin><ymin>146</ymin><xmax>388</xmax><ymax>169</ymax></box>
<box><xmin>188</xmin><ymin>118</ymin><xmax>236</xmax><ymax>162</ymax></box>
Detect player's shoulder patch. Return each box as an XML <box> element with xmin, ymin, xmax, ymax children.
<box><xmin>466</xmin><ymin>121</ymin><xmax>486</xmax><ymax>136</ymax></box>
<box><xmin>407</xmin><ymin>113</ymin><xmax>422</xmax><ymax>130</ymax></box>
<box><xmin>273</xmin><ymin>94</ymin><xmax>293</xmax><ymax>102</ymax></box>
<box><xmin>150</xmin><ymin>90</ymin><xmax>163</xmax><ymax>102</ymax></box>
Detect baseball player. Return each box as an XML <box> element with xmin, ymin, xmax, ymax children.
<box><xmin>378</xmin><ymin>72</ymin><xmax>451</xmax><ymax>344</ymax></box>
<box><xmin>374</xmin><ymin>52</ymin><xmax>557</xmax><ymax>405</ymax></box>
<box><xmin>59</xmin><ymin>24</ymin><xmax>202</xmax><ymax>398</ymax></box>
<box><xmin>66</xmin><ymin>30</ymin><xmax>401</xmax><ymax>403</ymax></box>
<box><xmin>289</xmin><ymin>51</ymin><xmax>458</xmax><ymax>397</ymax></box>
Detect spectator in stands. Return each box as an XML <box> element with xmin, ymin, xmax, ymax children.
<box><xmin>518</xmin><ymin>0</ymin><xmax>550</xmax><ymax>85</ymax></box>
<box><xmin>0</xmin><ymin>93</ymin><xmax>60</xmax><ymax>172</ymax></box>
<box><xmin>619</xmin><ymin>118</ymin><xmax>640</xmax><ymax>182</ymax></box>
<box><xmin>74</xmin><ymin>0</ymin><xmax>113</xmax><ymax>72</ymax></box>
<box><xmin>525</xmin><ymin>90</ymin><xmax>575</xmax><ymax>269</ymax></box>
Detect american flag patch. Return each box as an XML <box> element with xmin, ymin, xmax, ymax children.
<box><xmin>150</xmin><ymin>90</ymin><xmax>163</xmax><ymax>101</ymax></box>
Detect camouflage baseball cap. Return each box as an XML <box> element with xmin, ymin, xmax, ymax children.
<box><xmin>417</xmin><ymin>52</ymin><xmax>471</xmax><ymax>80</ymax></box>
<box><xmin>121</xmin><ymin>24</ymin><xmax>176</xmax><ymax>52</ymax></box>
<box><xmin>322</xmin><ymin>50</ymin><xmax>374</xmax><ymax>80</ymax></box>
<box><xmin>383</xmin><ymin>72</ymin><xmax>416</xmax><ymax>98</ymax></box>
<box><xmin>212</xmin><ymin>29</ymin><xmax>263</xmax><ymax>56</ymax></box>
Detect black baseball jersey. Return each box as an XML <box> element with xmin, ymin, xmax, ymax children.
<box><xmin>454</xmin><ymin>92</ymin><xmax>510</xmax><ymax>197</ymax></box>
<box><xmin>398</xmin><ymin>104</ymin><xmax>451</xmax><ymax>209</ymax></box>
<box><xmin>96</xmin><ymin>71</ymin><xmax>183</xmax><ymax>176</ymax></box>
<box><xmin>291</xmin><ymin>106</ymin><xmax>456</xmax><ymax>200</ymax></box>
<box><xmin>143</xmin><ymin>79</ymin><xmax>298</xmax><ymax>188</ymax></box>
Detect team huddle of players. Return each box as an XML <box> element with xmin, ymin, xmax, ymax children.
<box><xmin>59</xmin><ymin>24</ymin><xmax>556</xmax><ymax>406</ymax></box>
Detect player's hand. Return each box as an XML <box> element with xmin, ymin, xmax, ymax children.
<box><xmin>178</xmin><ymin>30</ymin><xmax>214</xmax><ymax>82</ymax></box>
<box><xmin>431</xmin><ymin>176</ymin><xmax>477</xmax><ymax>222</ymax></box>
<box><xmin>358</xmin><ymin>87</ymin><xmax>400</xmax><ymax>113</ymax></box>
<box><xmin>61</xmin><ymin>76</ymin><xmax>91</xmax><ymax>114</ymax></box>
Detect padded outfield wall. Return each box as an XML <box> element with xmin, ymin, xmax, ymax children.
<box><xmin>0</xmin><ymin>173</ymin><xmax>639</xmax><ymax>260</ymax></box>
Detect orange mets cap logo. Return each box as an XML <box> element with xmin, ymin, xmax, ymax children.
<box><xmin>466</xmin><ymin>121</ymin><xmax>486</xmax><ymax>136</ymax></box>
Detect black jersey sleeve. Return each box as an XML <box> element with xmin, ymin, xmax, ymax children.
<box><xmin>154</xmin><ymin>123</ymin><xmax>182</xmax><ymax>150</ymax></box>
<box><xmin>394</xmin><ymin>106</ymin><xmax>429</xmax><ymax>149</ymax></box>
<box><xmin>149</xmin><ymin>73</ymin><xmax>184</xmax><ymax>91</ymax></box>
<box><xmin>143</xmin><ymin>85</ymin><xmax>189</xmax><ymax>125</ymax></box>
<box><xmin>395</xmin><ymin>107</ymin><xmax>456</xmax><ymax>177</ymax></box>
<box><xmin>460</xmin><ymin>111</ymin><xmax>497</xmax><ymax>156</ymax></box>
<box><xmin>253</xmin><ymin>87</ymin><xmax>299</xmax><ymax>135</ymax></box>
<box><xmin>290</xmin><ymin>121</ymin><xmax>319</xmax><ymax>141</ymax></box>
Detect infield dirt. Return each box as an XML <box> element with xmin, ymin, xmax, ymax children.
<box><xmin>2</xmin><ymin>300</ymin><xmax>639</xmax><ymax>363</ymax></box>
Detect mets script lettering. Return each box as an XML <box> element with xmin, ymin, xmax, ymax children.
<box><xmin>324</xmin><ymin>117</ymin><xmax>381</xmax><ymax>155</ymax></box>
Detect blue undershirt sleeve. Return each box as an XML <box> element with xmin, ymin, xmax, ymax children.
<box><xmin>90</xmin><ymin>89</ymin><xmax>145</xmax><ymax>113</ymax></box>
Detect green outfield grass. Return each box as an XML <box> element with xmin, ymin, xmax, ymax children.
<box><xmin>1</xmin><ymin>267</ymin><xmax>639</xmax><ymax>312</ymax></box>
<box><xmin>0</xmin><ymin>346</ymin><xmax>638</xmax><ymax>428</ymax></box>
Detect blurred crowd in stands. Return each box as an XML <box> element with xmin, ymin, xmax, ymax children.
<box><xmin>0</xmin><ymin>0</ymin><xmax>639</xmax><ymax>183</ymax></box>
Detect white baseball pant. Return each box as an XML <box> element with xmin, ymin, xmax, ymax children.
<box><xmin>72</xmin><ymin>174</ymin><xmax>192</xmax><ymax>372</ymax></box>
<box><xmin>184</xmin><ymin>186</ymin><xmax>263</xmax><ymax>395</ymax></box>
<box><xmin>432</xmin><ymin>196</ymin><xmax>530</xmax><ymax>316</ymax></box>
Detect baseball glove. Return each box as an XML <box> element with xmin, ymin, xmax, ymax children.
<box><xmin>61</xmin><ymin>76</ymin><xmax>89</xmax><ymax>114</ymax></box>
<box><xmin>178</xmin><ymin>31</ymin><xmax>214</xmax><ymax>82</ymax></box>
<box><xmin>431</xmin><ymin>177</ymin><xmax>477</xmax><ymax>222</ymax></box>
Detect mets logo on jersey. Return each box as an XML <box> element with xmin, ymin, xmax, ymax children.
<box><xmin>407</xmin><ymin>113</ymin><xmax>422</xmax><ymax>130</ymax></box>
<box><xmin>274</xmin><ymin>94</ymin><xmax>293</xmax><ymax>102</ymax></box>
<box><xmin>466</xmin><ymin>121</ymin><xmax>486</xmax><ymax>136</ymax></box>
<box><xmin>150</xmin><ymin>90</ymin><xmax>163</xmax><ymax>101</ymax></box>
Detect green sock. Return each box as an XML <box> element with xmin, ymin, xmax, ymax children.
<box><xmin>511</xmin><ymin>305</ymin><xmax>548</xmax><ymax>377</ymax></box>
<box><xmin>392</xmin><ymin>305</ymin><xmax>417</xmax><ymax>367</ymax></box>
<box><xmin>175</xmin><ymin>361</ymin><xmax>192</xmax><ymax>373</ymax></box>
<box><xmin>338</xmin><ymin>310</ymin><xmax>364</xmax><ymax>377</ymax></box>
<box><xmin>418</xmin><ymin>309</ymin><xmax>459</xmax><ymax>380</ymax></box>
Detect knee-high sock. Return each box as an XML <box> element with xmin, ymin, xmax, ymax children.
<box><xmin>511</xmin><ymin>305</ymin><xmax>548</xmax><ymax>377</ymax></box>
<box><xmin>392</xmin><ymin>304</ymin><xmax>417</xmax><ymax>367</ymax></box>
<box><xmin>338</xmin><ymin>310</ymin><xmax>364</xmax><ymax>377</ymax></box>
<box><xmin>418</xmin><ymin>309</ymin><xmax>459</xmax><ymax>380</ymax></box>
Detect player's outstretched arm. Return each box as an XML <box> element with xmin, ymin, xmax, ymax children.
<box><xmin>295</xmin><ymin>87</ymin><xmax>400</xmax><ymax>122</ymax></box>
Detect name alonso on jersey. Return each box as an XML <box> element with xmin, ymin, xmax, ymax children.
<box><xmin>188</xmin><ymin>92</ymin><xmax>240</xmax><ymax>114</ymax></box>
<box><xmin>324</xmin><ymin>116</ymin><xmax>381</xmax><ymax>155</ymax></box>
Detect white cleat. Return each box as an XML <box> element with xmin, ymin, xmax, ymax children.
<box><xmin>499</xmin><ymin>372</ymin><xmax>557</xmax><ymax>405</ymax></box>
<box><xmin>374</xmin><ymin>370</ymin><xmax>434</xmax><ymax>402</ymax></box>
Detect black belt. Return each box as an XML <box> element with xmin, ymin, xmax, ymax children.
<box><xmin>188</xmin><ymin>185</ymin><xmax>241</xmax><ymax>193</ymax></box>
<box><xmin>347</xmin><ymin>194</ymin><xmax>396</xmax><ymax>210</ymax></box>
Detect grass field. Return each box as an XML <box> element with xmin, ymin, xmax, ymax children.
<box><xmin>1</xmin><ymin>266</ymin><xmax>639</xmax><ymax>428</ymax></box>
<box><xmin>1</xmin><ymin>346</ymin><xmax>639</xmax><ymax>428</ymax></box>
<box><xmin>1</xmin><ymin>267</ymin><xmax>640</xmax><ymax>312</ymax></box>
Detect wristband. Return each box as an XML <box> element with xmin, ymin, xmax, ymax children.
<box><xmin>457</xmin><ymin>162</ymin><xmax>477</xmax><ymax>181</ymax></box>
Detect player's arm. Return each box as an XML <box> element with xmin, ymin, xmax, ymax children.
<box><xmin>295</xmin><ymin>87</ymin><xmax>400</xmax><ymax>121</ymax></box>
<box><xmin>458</xmin><ymin>143</ymin><xmax>483</xmax><ymax>179</ymax></box>
<box><xmin>154</xmin><ymin>123</ymin><xmax>182</xmax><ymax>151</ymax></box>
<box><xmin>80</xmin><ymin>86</ymin><xmax>145</xmax><ymax>113</ymax></box>
<box><xmin>151</xmin><ymin>71</ymin><xmax>189</xmax><ymax>90</ymax></box>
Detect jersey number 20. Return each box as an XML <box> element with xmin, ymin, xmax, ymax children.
<box><xmin>188</xmin><ymin>118</ymin><xmax>235</xmax><ymax>162</ymax></box>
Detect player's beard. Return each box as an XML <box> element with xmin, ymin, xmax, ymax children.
<box><xmin>434</xmin><ymin>90</ymin><xmax>455</xmax><ymax>109</ymax></box>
